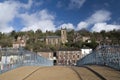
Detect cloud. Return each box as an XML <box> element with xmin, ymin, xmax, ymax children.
<box><xmin>0</xmin><ymin>0</ymin><xmax>55</xmax><ymax>33</ymax></box>
<box><xmin>20</xmin><ymin>0</ymin><xmax>42</xmax><ymax>9</ymax></box>
<box><xmin>0</xmin><ymin>0</ymin><xmax>34</xmax><ymax>33</ymax></box>
<box><xmin>77</xmin><ymin>21</ymin><xmax>88</xmax><ymax>30</ymax></box>
<box><xmin>0</xmin><ymin>1</ymin><xmax>19</xmax><ymax>33</ymax></box>
<box><xmin>77</xmin><ymin>10</ymin><xmax>112</xmax><ymax>31</ymax></box>
<box><xmin>91</xmin><ymin>23</ymin><xmax>120</xmax><ymax>32</ymax></box>
<box><xmin>86</xmin><ymin>10</ymin><xmax>111</xmax><ymax>24</ymax></box>
<box><xmin>21</xmin><ymin>20</ymin><xmax>56</xmax><ymax>32</ymax></box>
<box><xmin>58</xmin><ymin>23</ymin><xmax>74</xmax><ymax>29</ymax></box>
<box><xmin>0</xmin><ymin>25</ymin><xmax>14</xmax><ymax>33</ymax></box>
<box><xmin>68</xmin><ymin>0</ymin><xmax>86</xmax><ymax>9</ymax></box>
<box><xmin>0</xmin><ymin>0</ymin><xmax>44</xmax><ymax>33</ymax></box>
<box><xmin>38</xmin><ymin>9</ymin><xmax>54</xmax><ymax>20</ymax></box>
<box><xmin>21</xmin><ymin>9</ymin><xmax>56</xmax><ymax>32</ymax></box>
<box><xmin>20</xmin><ymin>0</ymin><xmax>33</xmax><ymax>9</ymax></box>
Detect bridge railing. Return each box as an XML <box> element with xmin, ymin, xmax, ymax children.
<box><xmin>77</xmin><ymin>45</ymin><xmax>120</xmax><ymax>70</ymax></box>
<box><xmin>0</xmin><ymin>48</ymin><xmax>53</xmax><ymax>74</ymax></box>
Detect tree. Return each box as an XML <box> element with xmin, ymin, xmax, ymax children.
<box><xmin>78</xmin><ymin>28</ymin><xmax>90</xmax><ymax>36</ymax></box>
<box><xmin>35</xmin><ymin>29</ymin><xmax>42</xmax><ymax>34</ymax></box>
<box><xmin>82</xmin><ymin>39</ymin><xmax>98</xmax><ymax>49</ymax></box>
<box><xmin>55</xmin><ymin>30</ymin><xmax>61</xmax><ymax>36</ymax></box>
<box><xmin>0</xmin><ymin>33</ymin><xmax>13</xmax><ymax>47</ymax></box>
<box><xmin>10</xmin><ymin>30</ymin><xmax>16</xmax><ymax>37</ymax></box>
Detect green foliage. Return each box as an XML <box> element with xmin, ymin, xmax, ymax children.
<box><xmin>77</xmin><ymin>28</ymin><xmax>91</xmax><ymax>36</ymax></box>
<box><xmin>0</xmin><ymin>33</ymin><xmax>13</xmax><ymax>47</ymax></box>
<box><xmin>0</xmin><ymin>29</ymin><xmax>120</xmax><ymax>51</ymax></box>
<box><xmin>67</xmin><ymin>29</ymin><xmax>74</xmax><ymax>43</ymax></box>
<box><xmin>82</xmin><ymin>40</ymin><xmax>98</xmax><ymax>49</ymax></box>
<box><xmin>55</xmin><ymin>30</ymin><xmax>61</xmax><ymax>36</ymax></box>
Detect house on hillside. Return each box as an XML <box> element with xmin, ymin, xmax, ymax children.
<box><xmin>73</xmin><ymin>32</ymin><xmax>91</xmax><ymax>43</ymax></box>
<box><xmin>82</xmin><ymin>36</ymin><xmax>91</xmax><ymax>42</ymax></box>
<box><xmin>13</xmin><ymin>36</ymin><xmax>28</xmax><ymax>48</ymax></box>
<box><xmin>73</xmin><ymin>32</ymin><xmax>82</xmax><ymax>42</ymax></box>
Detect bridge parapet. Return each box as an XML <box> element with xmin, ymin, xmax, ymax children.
<box><xmin>77</xmin><ymin>45</ymin><xmax>120</xmax><ymax>70</ymax></box>
<box><xmin>0</xmin><ymin>47</ymin><xmax>53</xmax><ymax>74</ymax></box>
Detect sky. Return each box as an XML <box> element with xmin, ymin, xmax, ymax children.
<box><xmin>0</xmin><ymin>0</ymin><xmax>120</xmax><ymax>33</ymax></box>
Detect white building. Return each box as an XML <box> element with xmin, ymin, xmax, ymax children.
<box><xmin>1</xmin><ymin>55</ymin><xmax>19</xmax><ymax>64</ymax></box>
<box><xmin>81</xmin><ymin>48</ymin><xmax>92</xmax><ymax>58</ymax></box>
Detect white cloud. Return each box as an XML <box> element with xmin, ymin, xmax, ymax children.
<box><xmin>77</xmin><ymin>21</ymin><xmax>88</xmax><ymax>30</ymax></box>
<box><xmin>0</xmin><ymin>1</ymin><xmax>18</xmax><ymax>23</ymax></box>
<box><xmin>20</xmin><ymin>0</ymin><xmax>33</xmax><ymax>9</ymax></box>
<box><xmin>38</xmin><ymin>9</ymin><xmax>54</xmax><ymax>20</ymax></box>
<box><xmin>0</xmin><ymin>0</ymin><xmax>45</xmax><ymax>33</ymax></box>
<box><xmin>19</xmin><ymin>13</ymin><xmax>38</xmax><ymax>26</ymax></box>
<box><xmin>68</xmin><ymin>0</ymin><xmax>86</xmax><ymax>9</ymax></box>
<box><xmin>21</xmin><ymin>9</ymin><xmax>56</xmax><ymax>32</ymax></box>
<box><xmin>0</xmin><ymin>0</ymin><xmax>34</xmax><ymax>33</ymax></box>
<box><xmin>86</xmin><ymin>10</ymin><xmax>111</xmax><ymax>24</ymax></box>
<box><xmin>21</xmin><ymin>20</ymin><xmax>56</xmax><ymax>32</ymax></box>
<box><xmin>91</xmin><ymin>23</ymin><xmax>120</xmax><ymax>32</ymax></box>
<box><xmin>0</xmin><ymin>0</ymin><xmax>118</xmax><ymax>33</ymax></box>
<box><xmin>0</xmin><ymin>25</ymin><xmax>14</xmax><ymax>33</ymax></box>
<box><xmin>58</xmin><ymin>23</ymin><xmax>74</xmax><ymax>29</ymax></box>
<box><xmin>20</xmin><ymin>0</ymin><xmax>42</xmax><ymax>9</ymax></box>
<box><xmin>77</xmin><ymin>10</ymin><xmax>111</xmax><ymax>31</ymax></box>
<box><xmin>0</xmin><ymin>1</ymin><xmax>19</xmax><ymax>33</ymax></box>
<box><xmin>77</xmin><ymin>10</ymin><xmax>120</xmax><ymax>32</ymax></box>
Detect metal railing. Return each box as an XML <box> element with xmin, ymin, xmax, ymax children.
<box><xmin>77</xmin><ymin>45</ymin><xmax>120</xmax><ymax>70</ymax></box>
<box><xmin>0</xmin><ymin>47</ymin><xmax>53</xmax><ymax>74</ymax></box>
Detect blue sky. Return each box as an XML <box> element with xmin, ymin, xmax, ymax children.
<box><xmin>0</xmin><ymin>0</ymin><xmax>120</xmax><ymax>33</ymax></box>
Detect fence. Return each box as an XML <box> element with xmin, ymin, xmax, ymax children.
<box><xmin>77</xmin><ymin>45</ymin><xmax>120</xmax><ymax>70</ymax></box>
<box><xmin>0</xmin><ymin>47</ymin><xmax>53</xmax><ymax>74</ymax></box>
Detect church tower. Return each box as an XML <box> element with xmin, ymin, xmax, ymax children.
<box><xmin>61</xmin><ymin>28</ymin><xmax>67</xmax><ymax>44</ymax></box>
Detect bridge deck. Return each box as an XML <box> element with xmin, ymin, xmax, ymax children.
<box><xmin>88</xmin><ymin>65</ymin><xmax>120</xmax><ymax>80</ymax></box>
<box><xmin>0</xmin><ymin>65</ymin><xmax>120</xmax><ymax>80</ymax></box>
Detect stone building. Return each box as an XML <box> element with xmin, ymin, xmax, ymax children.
<box><xmin>45</xmin><ymin>36</ymin><xmax>61</xmax><ymax>46</ymax></box>
<box><xmin>38</xmin><ymin>50</ymin><xmax>82</xmax><ymax>66</ymax></box>
<box><xmin>73</xmin><ymin>32</ymin><xmax>82</xmax><ymax>42</ymax></box>
<box><xmin>13</xmin><ymin>36</ymin><xmax>26</xmax><ymax>48</ymax></box>
<box><xmin>45</xmin><ymin>28</ymin><xmax>67</xmax><ymax>46</ymax></box>
<box><xmin>82</xmin><ymin>36</ymin><xmax>90</xmax><ymax>42</ymax></box>
<box><xmin>56</xmin><ymin>50</ymin><xmax>82</xmax><ymax>66</ymax></box>
<box><xmin>61</xmin><ymin>28</ymin><xmax>67</xmax><ymax>44</ymax></box>
<box><xmin>73</xmin><ymin>32</ymin><xmax>91</xmax><ymax>43</ymax></box>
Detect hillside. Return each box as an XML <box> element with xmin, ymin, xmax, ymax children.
<box><xmin>0</xmin><ymin>29</ymin><xmax>120</xmax><ymax>52</ymax></box>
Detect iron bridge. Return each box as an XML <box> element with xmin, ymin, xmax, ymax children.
<box><xmin>77</xmin><ymin>45</ymin><xmax>120</xmax><ymax>70</ymax></box>
<box><xmin>0</xmin><ymin>47</ymin><xmax>53</xmax><ymax>74</ymax></box>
